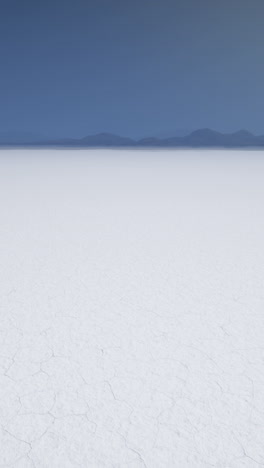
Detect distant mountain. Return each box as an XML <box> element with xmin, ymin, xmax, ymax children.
<box><xmin>48</xmin><ymin>129</ymin><xmax>264</xmax><ymax>148</ymax></box>
<box><xmin>1</xmin><ymin>129</ymin><xmax>264</xmax><ymax>148</ymax></box>
<box><xmin>40</xmin><ymin>133</ymin><xmax>135</xmax><ymax>147</ymax></box>
<box><xmin>80</xmin><ymin>133</ymin><xmax>134</xmax><ymax>146</ymax></box>
<box><xmin>226</xmin><ymin>130</ymin><xmax>257</xmax><ymax>146</ymax></box>
<box><xmin>159</xmin><ymin>129</ymin><xmax>261</xmax><ymax>148</ymax></box>
<box><xmin>139</xmin><ymin>128</ymin><xmax>192</xmax><ymax>139</ymax></box>
<box><xmin>183</xmin><ymin>128</ymin><xmax>225</xmax><ymax>146</ymax></box>
<box><xmin>138</xmin><ymin>137</ymin><xmax>163</xmax><ymax>146</ymax></box>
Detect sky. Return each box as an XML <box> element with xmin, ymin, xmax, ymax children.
<box><xmin>0</xmin><ymin>0</ymin><xmax>264</xmax><ymax>138</ymax></box>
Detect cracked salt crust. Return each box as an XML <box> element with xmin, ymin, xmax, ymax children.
<box><xmin>0</xmin><ymin>149</ymin><xmax>264</xmax><ymax>467</ymax></box>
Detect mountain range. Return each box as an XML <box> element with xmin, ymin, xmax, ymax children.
<box><xmin>1</xmin><ymin>129</ymin><xmax>264</xmax><ymax>147</ymax></box>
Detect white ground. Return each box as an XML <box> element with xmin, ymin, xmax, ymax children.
<box><xmin>0</xmin><ymin>149</ymin><xmax>264</xmax><ymax>468</ymax></box>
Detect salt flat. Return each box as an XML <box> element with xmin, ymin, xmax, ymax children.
<box><xmin>0</xmin><ymin>149</ymin><xmax>264</xmax><ymax>467</ymax></box>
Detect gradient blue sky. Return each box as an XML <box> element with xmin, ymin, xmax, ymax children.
<box><xmin>1</xmin><ymin>0</ymin><xmax>263</xmax><ymax>138</ymax></box>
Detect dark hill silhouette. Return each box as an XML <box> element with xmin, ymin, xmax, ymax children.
<box><xmin>1</xmin><ymin>129</ymin><xmax>264</xmax><ymax>147</ymax></box>
<box><xmin>138</xmin><ymin>137</ymin><xmax>163</xmax><ymax>146</ymax></box>
<box><xmin>80</xmin><ymin>132</ymin><xmax>134</xmax><ymax>146</ymax></box>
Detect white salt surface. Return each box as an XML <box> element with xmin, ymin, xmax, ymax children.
<box><xmin>0</xmin><ymin>149</ymin><xmax>264</xmax><ymax>467</ymax></box>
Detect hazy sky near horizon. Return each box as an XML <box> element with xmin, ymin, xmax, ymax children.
<box><xmin>0</xmin><ymin>0</ymin><xmax>264</xmax><ymax>138</ymax></box>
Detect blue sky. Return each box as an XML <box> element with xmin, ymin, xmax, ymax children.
<box><xmin>0</xmin><ymin>0</ymin><xmax>263</xmax><ymax>138</ymax></box>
